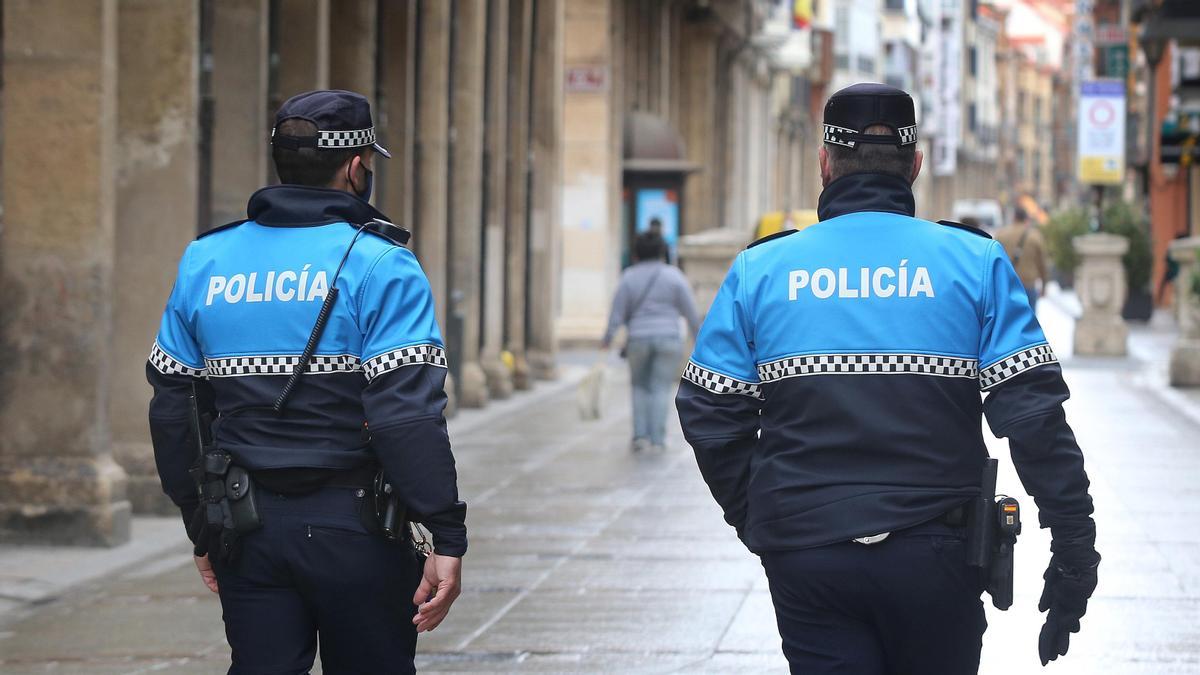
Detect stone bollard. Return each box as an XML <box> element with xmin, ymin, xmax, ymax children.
<box><xmin>677</xmin><ymin>228</ymin><xmax>753</xmax><ymax>315</ymax></box>
<box><xmin>1168</xmin><ymin>236</ymin><xmax>1200</xmax><ymax>386</ymax></box>
<box><xmin>1072</xmin><ymin>233</ymin><xmax>1130</xmax><ymax>357</ymax></box>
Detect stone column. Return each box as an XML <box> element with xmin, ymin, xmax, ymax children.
<box><xmin>449</xmin><ymin>0</ymin><xmax>490</xmax><ymax>408</ymax></box>
<box><xmin>1072</xmin><ymin>233</ymin><xmax>1129</xmax><ymax>357</ymax></box>
<box><xmin>276</xmin><ymin>0</ymin><xmax>330</xmax><ymax>98</ymax></box>
<box><xmin>678</xmin><ymin>19</ymin><xmax>721</xmax><ymax>235</ymax></box>
<box><xmin>1168</xmin><ymin>237</ymin><xmax>1200</xmax><ymax>386</ymax></box>
<box><xmin>376</xmin><ymin>0</ymin><xmax>417</xmax><ymax>230</ymax></box>
<box><xmin>0</xmin><ymin>0</ymin><xmax>131</xmax><ymax>545</ymax></box>
<box><xmin>328</xmin><ymin>0</ymin><xmax>377</xmax><ymax>97</ymax></box>
<box><xmin>415</xmin><ymin>0</ymin><xmax>451</xmax><ymax>341</ymax></box>
<box><xmin>506</xmin><ymin>0</ymin><xmax>535</xmax><ymax>390</ymax></box>
<box><xmin>557</xmin><ymin>0</ymin><xmax>616</xmax><ymax>345</ymax></box>
<box><xmin>111</xmin><ymin>0</ymin><xmax>200</xmax><ymax>514</ymax></box>
<box><xmin>480</xmin><ymin>0</ymin><xmax>514</xmax><ymax>399</ymax></box>
<box><xmin>211</xmin><ymin>0</ymin><xmax>270</xmax><ymax>226</ymax></box>
<box><xmin>526</xmin><ymin>0</ymin><xmax>564</xmax><ymax>380</ymax></box>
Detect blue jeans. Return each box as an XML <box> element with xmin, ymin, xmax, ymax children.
<box><xmin>625</xmin><ymin>336</ymin><xmax>684</xmax><ymax>445</ymax></box>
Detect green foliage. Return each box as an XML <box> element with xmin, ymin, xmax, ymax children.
<box><xmin>1042</xmin><ymin>201</ymin><xmax>1153</xmax><ymax>291</ymax></box>
<box><xmin>1099</xmin><ymin>200</ymin><xmax>1153</xmax><ymax>292</ymax></box>
<box><xmin>1043</xmin><ymin>208</ymin><xmax>1089</xmax><ymax>275</ymax></box>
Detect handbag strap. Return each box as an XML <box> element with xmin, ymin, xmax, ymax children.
<box><xmin>625</xmin><ymin>265</ymin><xmax>665</xmax><ymax>325</ymax></box>
<box><xmin>1011</xmin><ymin>225</ymin><xmax>1032</xmax><ymax>269</ymax></box>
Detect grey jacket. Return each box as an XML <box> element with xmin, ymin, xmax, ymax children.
<box><xmin>603</xmin><ymin>261</ymin><xmax>700</xmax><ymax>344</ymax></box>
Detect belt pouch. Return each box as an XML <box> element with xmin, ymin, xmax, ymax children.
<box><xmin>225</xmin><ymin>466</ymin><xmax>263</xmax><ymax>535</ymax></box>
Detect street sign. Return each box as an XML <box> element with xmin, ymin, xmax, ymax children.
<box><xmin>1077</xmin><ymin>80</ymin><xmax>1126</xmax><ymax>185</ymax></box>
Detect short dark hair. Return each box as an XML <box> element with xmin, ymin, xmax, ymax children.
<box><xmin>271</xmin><ymin>118</ymin><xmax>365</xmax><ymax>186</ymax></box>
<box><xmin>1013</xmin><ymin>207</ymin><xmax>1029</xmax><ymax>223</ymax></box>
<box><xmin>826</xmin><ymin>124</ymin><xmax>916</xmax><ymax>182</ymax></box>
<box><xmin>634</xmin><ymin>231</ymin><xmax>666</xmax><ymax>262</ymax></box>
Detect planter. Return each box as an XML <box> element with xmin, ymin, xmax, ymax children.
<box><xmin>1121</xmin><ymin>287</ymin><xmax>1154</xmax><ymax>322</ymax></box>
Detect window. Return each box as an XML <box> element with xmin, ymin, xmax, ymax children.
<box><xmin>857</xmin><ymin>55</ymin><xmax>876</xmax><ymax>74</ymax></box>
<box><xmin>968</xmin><ymin>103</ymin><xmax>977</xmax><ymax>132</ymax></box>
<box><xmin>885</xmin><ymin>0</ymin><xmax>905</xmax><ymax>10</ymax></box>
<box><xmin>968</xmin><ymin>47</ymin><xmax>977</xmax><ymax>76</ymax></box>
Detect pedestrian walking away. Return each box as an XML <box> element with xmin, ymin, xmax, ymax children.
<box><xmin>995</xmin><ymin>206</ymin><xmax>1050</xmax><ymax>312</ymax></box>
<box><xmin>603</xmin><ymin>231</ymin><xmax>700</xmax><ymax>452</ymax></box>
<box><xmin>147</xmin><ymin>89</ymin><xmax>466</xmax><ymax>675</ymax></box>
<box><xmin>676</xmin><ymin>82</ymin><xmax>1100</xmax><ymax>675</ymax></box>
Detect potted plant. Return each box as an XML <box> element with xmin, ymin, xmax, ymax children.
<box><xmin>1099</xmin><ymin>200</ymin><xmax>1153</xmax><ymax>321</ymax></box>
<box><xmin>1043</xmin><ymin>208</ymin><xmax>1089</xmax><ymax>289</ymax></box>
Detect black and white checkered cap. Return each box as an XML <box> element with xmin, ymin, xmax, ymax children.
<box><xmin>272</xmin><ymin>89</ymin><xmax>391</xmax><ymax>158</ymax></box>
<box><xmin>823</xmin><ymin>82</ymin><xmax>918</xmax><ymax>149</ymax></box>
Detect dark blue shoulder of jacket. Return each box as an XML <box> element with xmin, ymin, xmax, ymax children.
<box><xmin>354</xmin><ymin>218</ymin><xmax>411</xmax><ymax>247</ymax></box>
<box><xmin>196</xmin><ymin>219</ymin><xmax>248</xmax><ymax>239</ymax></box>
<box><xmin>747</xmin><ymin>228</ymin><xmax>800</xmax><ymax>249</ymax></box>
<box><xmin>938</xmin><ymin>219</ymin><xmax>992</xmax><ymax>239</ymax></box>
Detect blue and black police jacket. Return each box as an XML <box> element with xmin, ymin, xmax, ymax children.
<box><xmin>677</xmin><ymin>173</ymin><xmax>1095</xmax><ymax>556</ymax></box>
<box><xmin>147</xmin><ymin>185</ymin><xmax>466</xmax><ymax>556</ymax></box>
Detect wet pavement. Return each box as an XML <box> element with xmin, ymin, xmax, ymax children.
<box><xmin>1</xmin><ymin>296</ymin><xmax>1199</xmax><ymax>673</ymax></box>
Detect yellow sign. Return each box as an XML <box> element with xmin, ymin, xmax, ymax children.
<box><xmin>1079</xmin><ymin>156</ymin><xmax>1123</xmax><ymax>185</ymax></box>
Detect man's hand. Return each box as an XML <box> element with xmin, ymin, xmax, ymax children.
<box><xmin>1037</xmin><ymin>556</ymin><xmax>1098</xmax><ymax>666</ymax></box>
<box><xmin>413</xmin><ymin>553</ymin><xmax>462</xmax><ymax>632</ymax></box>
<box><xmin>194</xmin><ymin>554</ymin><xmax>219</xmax><ymax>594</ymax></box>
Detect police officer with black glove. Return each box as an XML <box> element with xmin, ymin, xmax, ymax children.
<box><xmin>147</xmin><ymin>90</ymin><xmax>465</xmax><ymax>674</ymax></box>
<box><xmin>676</xmin><ymin>83</ymin><xmax>1098</xmax><ymax>673</ymax></box>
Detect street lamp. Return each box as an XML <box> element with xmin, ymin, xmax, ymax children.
<box><xmin>1139</xmin><ymin>23</ymin><xmax>1167</xmax><ymax>187</ymax></box>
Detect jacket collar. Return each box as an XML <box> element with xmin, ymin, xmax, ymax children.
<box><xmin>816</xmin><ymin>172</ymin><xmax>917</xmax><ymax>222</ymax></box>
<box><xmin>246</xmin><ymin>184</ymin><xmax>391</xmax><ymax>227</ymax></box>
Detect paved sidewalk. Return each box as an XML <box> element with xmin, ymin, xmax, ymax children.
<box><xmin>1</xmin><ymin>296</ymin><xmax>1199</xmax><ymax>673</ymax></box>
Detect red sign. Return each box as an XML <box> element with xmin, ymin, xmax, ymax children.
<box><xmin>565</xmin><ymin>65</ymin><xmax>608</xmax><ymax>93</ymax></box>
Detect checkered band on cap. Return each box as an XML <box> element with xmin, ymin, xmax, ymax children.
<box><xmin>757</xmin><ymin>353</ymin><xmax>978</xmax><ymax>383</ymax></box>
<box><xmin>204</xmin><ymin>353</ymin><xmax>362</xmax><ymax>378</ymax></box>
<box><xmin>317</xmin><ymin>127</ymin><xmax>377</xmax><ymax>150</ymax></box>
<box><xmin>683</xmin><ymin>361</ymin><xmax>763</xmax><ymax>399</ymax></box>
<box><xmin>364</xmin><ymin>344</ymin><xmax>448</xmax><ymax>381</ymax></box>
<box><xmin>979</xmin><ymin>344</ymin><xmax>1058</xmax><ymax>391</ymax></box>
<box><xmin>149</xmin><ymin>342</ymin><xmax>207</xmax><ymax>377</ymax></box>
<box><xmin>897</xmin><ymin>125</ymin><xmax>918</xmax><ymax>145</ymax></box>
<box><xmin>823</xmin><ymin>124</ymin><xmax>857</xmax><ymax>148</ymax></box>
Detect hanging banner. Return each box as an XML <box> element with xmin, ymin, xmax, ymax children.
<box><xmin>1077</xmin><ymin>79</ymin><xmax>1125</xmax><ymax>185</ymax></box>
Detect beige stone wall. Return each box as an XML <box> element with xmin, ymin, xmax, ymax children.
<box><xmin>558</xmin><ymin>0</ymin><xmax>617</xmax><ymax>343</ymax></box>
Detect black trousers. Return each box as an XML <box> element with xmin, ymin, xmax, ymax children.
<box><xmin>760</xmin><ymin>521</ymin><xmax>987</xmax><ymax>675</ymax></box>
<box><xmin>211</xmin><ymin>486</ymin><xmax>422</xmax><ymax>675</ymax></box>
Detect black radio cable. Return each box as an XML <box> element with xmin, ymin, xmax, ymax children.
<box><xmin>273</xmin><ymin>223</ymin><xmax>370</xmax><ymax>412</ymax></box>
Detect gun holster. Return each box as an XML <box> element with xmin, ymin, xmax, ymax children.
<box><xmin>189</xmin><ymin>449</ymin><xmax>263</xmax><ymax>563</ymax></box>
<box><xmin>965</xmin><ymin>459</ymin><xmax>1022</xmax><ymax>610</ymax></box>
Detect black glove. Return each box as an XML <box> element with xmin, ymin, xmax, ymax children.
<box><xmin>1037</xmin><ymin>554</ymin><xmax>1099</xmax><ymax>666</ymax></box>
<box><xmin>181</xmin><ymin>503</ymin><xmax>209</xmax><ymax>558</ymax></box>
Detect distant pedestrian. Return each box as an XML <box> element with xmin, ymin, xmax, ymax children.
<box><xmin>602</xmin><ymin>231</ymin><xmax>700</xmax><ymax>452</ymax></box>
<box><xmin>994</xmin><ymin>207</ymin><xmax>1049</xmax><ymax>311</ymax></box>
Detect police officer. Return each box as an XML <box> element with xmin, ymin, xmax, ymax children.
<box><xmin>676</xmin><ymin>83</ymin><xmax>1099</xmax><ymax>674</ymax></box>
<box><xmin>148</xmin><ymin>90</ymin><xmax>465</xmax><ymax>674</ymax></box>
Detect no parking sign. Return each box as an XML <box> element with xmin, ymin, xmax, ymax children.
<box><xmin>1077</xmin><ymin>80</ymin><xmax>1126</xmax><ymax>185</ymax></box>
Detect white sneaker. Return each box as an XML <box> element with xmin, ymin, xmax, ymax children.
<box><xmin>650</xmin><ymin>443</ymin><xmax>666</xmax><ymax>453</ymax></box>
<box><xmin>631</xmin><ymin>439</ymin><xmax>650</xmax><ymax>453</ymax></box>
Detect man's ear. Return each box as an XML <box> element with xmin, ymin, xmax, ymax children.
<box><xmin>910</xmin><ymin>149</ymin><xmax>923</xmax><ymax>185</ymax></box>
<box><xmin>819</xmin><ymin>146</ymin><xmax>832</xmax><ymax>188</ymax></box>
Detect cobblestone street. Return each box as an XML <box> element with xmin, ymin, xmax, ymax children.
<box><xmin>1</xmin><ymin>297</ymin><xmax>1199</xmax><ymax>673</ymax></box>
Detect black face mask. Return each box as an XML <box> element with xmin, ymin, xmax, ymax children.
<box><xmin>348</xmin><ymin>163</ymin><xmax>373</xmax><ymax>202</ymax></box>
